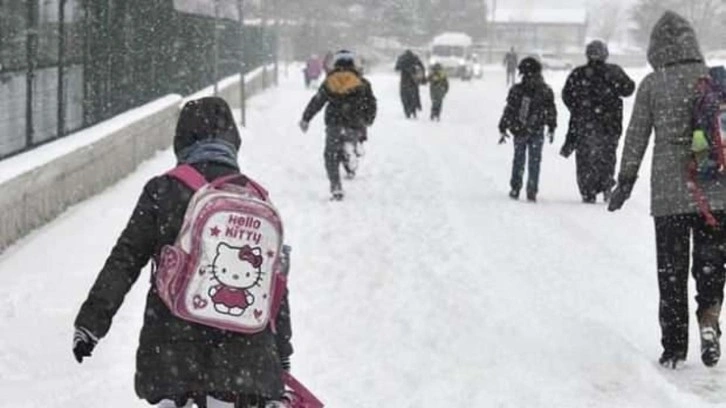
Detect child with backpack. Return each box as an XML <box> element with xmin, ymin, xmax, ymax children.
<box><xmin>608</xmin><ymin>11</ymin><xmax>726</xmax><ymax>369</ymax></box>
<box><xmin>498</xmin><ymin>57</ymin><xmax>557</xmax><ymax>202</ymax></box>
<box><xmin>299</xmin><ymin>50</ymin><xmax>377</xmax><ymax>201</ymax></box>
<box><xmin>72</xmin><ymin>97</ymin><xmax>309</xmax><ymax>408</ymax></box>
<box><xmin>427</xmin><ymin>63</ymin><xmax>449</xmax><ymax>121</ymax></box>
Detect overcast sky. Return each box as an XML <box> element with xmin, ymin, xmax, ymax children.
<box><xmin>496</xmin><ymin>0</ymin><xmax>635</xmax><ymax>9</ymax></box>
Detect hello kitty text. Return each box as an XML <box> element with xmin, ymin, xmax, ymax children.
<box><xmin>224</xmin><ymin>214</ymin><xmax>263</xmax><ymax>244</ymax></box>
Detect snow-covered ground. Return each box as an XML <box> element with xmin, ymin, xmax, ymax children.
<box><xmin>2</xmin><ymin>66</ymin><xmax>726</xmax><ymax>407</ymax></box>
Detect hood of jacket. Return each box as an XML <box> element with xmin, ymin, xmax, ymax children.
<box><xmin>647</xmin><ymin>11</ymin><xmax>704</xmax><ymax>69</ymax></box>
<box><xmin>324</xmin><ymin>69</ymin><xmax>364</xmax><ymax>96</ymax></box>
<box><xmin>173</xmin><ymin>97</ymin><xmax>241</xmax><ymax>160</ymax></box>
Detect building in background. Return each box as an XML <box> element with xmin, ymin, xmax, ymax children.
<box><xmin>489</xmin><ymin>8</ymin><xmax>587</xmax><ymax>55</ymax></box>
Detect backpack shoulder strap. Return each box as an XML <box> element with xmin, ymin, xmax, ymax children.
<box><xmin>166</xmin><ymin>164</ymin><xmax>208</xmax><ymax>192</ymax></box>
<box><xmin>245</xmin><ymin>177</ymin><xmax>269</xmax><ymax>200</ymax></box>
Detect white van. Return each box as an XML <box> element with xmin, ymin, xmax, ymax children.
<box><xmin>429</xmin><ymin>32</ymin><xmax>474</xmax><ymax>80</ymax></box>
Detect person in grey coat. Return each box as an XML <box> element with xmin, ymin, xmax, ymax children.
<box><xmin>608</xmin><ymin>11</ymin><xmax>726</xmax><ymax>369</ymax></box>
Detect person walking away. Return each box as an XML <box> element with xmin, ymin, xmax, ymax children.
<box><xmin>561</xmin><ymin>40</ymin><xmax>635</xmax><ymax>203</ymax></box>
<box><xmin>428</xmin><ymin>63</ymin><xmax>449</xmax><ymax>121</ymax></box>
<box><xmin>395</xmin><ymin>49</ymin><xmax>426</xmax><ymax>119</ymax></box>
<box><xmin>498</xmin><ymin>57</ymin><xmax>557</xmax><ymax>202</ymax></box>
<box><xmin>303</xmin><ymin>55</ymin><xmax>323</xmax><ymax>88</ymax></box>
<box><xmin>72</xmin><ymin>97</ymin><xmax>294</xmax><ymax>407</ymax></box>
<box><xmin>299</xmin><ymin>50</ymin><xmax>377</xmax><ymax>201</ymax></box>
<box><xmin>608</xmin><ymin>11</ymin><xmax>726</xmax><ymax>369</ymax></box>
<box><xmin>503</xmin><ymin>47</ymin><xmax>519</xmax><ymax>87</ymax></box>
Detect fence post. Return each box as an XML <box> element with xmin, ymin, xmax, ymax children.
<box><xmin>57</xmin><ymin>0</ymin><xmax>67</xmax><ymax>139</ymax></box>
<box><xmin>25</xmin><ymin>0</ymin><xmax>38</xmax><ymax>149</ymax></box>
<box><xmin>273</xmin><ymin>0</ymin><xmax>279</xmax><ymax>86</ymax></box>
<box><xmin>213</xmin><ymin>0</ymin><xmax>220</xmax><ymax>96</ymax></box>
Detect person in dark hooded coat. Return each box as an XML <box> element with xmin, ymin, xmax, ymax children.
<box><xmin>395</xmin><ymin>50</ymin><xmax>426</xmax><ymax>118</ymax></box>
<box><xmin>608</xmin><ymin>11</ymin><xmax>726</xmax><ymax>369</ymax></box>
<box><xmin>72</xmin><ymin>97</ymin><xmax>293</xmax><ymax>407</ymax></box>
<box><xmin>562</xmin><ymin>40</ymin><xmax>635</xmax><ymax>203</ymax></box>
<box><xmin>498</xmin><ymin>57</ymin><xmax>557</xmax><ymax>202</ymax></box>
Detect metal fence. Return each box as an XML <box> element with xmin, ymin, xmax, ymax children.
<box><xmin>0</xmin><ymin>0</ymin><xmax>276</xmax><ymax>160</ymax></box>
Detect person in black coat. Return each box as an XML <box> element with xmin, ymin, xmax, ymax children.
<box><xmin>498</xmin><ymin>57</ymin><xmax>557</xmax><ymax>202</ymax></box>
<box><xmin>561</xmin><ymin>40</ymin><xmax>635</xmax><ymax>203</ymax></box>
<box><xmin>73</xmin><ymin>97</ymin><xmax>293</xmax><ymax>408</ymax></box>
<box><xmin>299</xmin><ymin>50</ymin><xmax>377</xmax><ymax>200</ymax></box>
<box><xmin>395</xmin><ymin>49</ymin><xmax>426</xmax><ymax>119</ymax></box>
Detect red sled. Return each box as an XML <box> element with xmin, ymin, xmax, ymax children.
<box><xmin>282</xmin><ymin>372</ymin><xmax>324</xmax><ymax>408</ymax></box>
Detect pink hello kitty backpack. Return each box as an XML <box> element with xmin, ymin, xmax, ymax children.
<box><xmin>155</xmin><ymin>165</ymin><xmax>287</xmax><ymax>334</ymax></box>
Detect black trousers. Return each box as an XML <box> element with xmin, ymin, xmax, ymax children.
<box><xmin>575</xmin><ymin>134</ymin><xmax>618</xmax><ymax>198</ymax></box>
<box><xmin>324</xmin><ymin>126</ymin><xmax>362</xmax><ymax>191</ymax></box>
<box><xmin>430</xmin><ymin>96</ymin><xmax>444</xmax><ymax>119</ymax></box>
<box><xmin>654</xmin><ymin>212</ymin><xmax>726</xmax><ymax>356</ymax></box>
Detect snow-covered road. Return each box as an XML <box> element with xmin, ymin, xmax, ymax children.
<box><xmin>1</xmin><ymin>66</ymin><xmax>725</xmax><ymax>407</ymax></box>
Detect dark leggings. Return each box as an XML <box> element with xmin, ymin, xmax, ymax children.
<box><xmin>324</xmin><ymin>126</ymin><xmax>362</xmax><ymax>191</ymax></box>
<box><xmin>654</xmin><ymin>212</ymin><xmax>726</xmax><ymax>356</ymax></box>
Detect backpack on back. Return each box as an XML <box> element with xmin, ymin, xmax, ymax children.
<box><xmin>691</xmin><ymin>66</ymin><xmax>726</xmax><ymax>179</ymax></box>
<box><xmin>688</xmin><ymin>66</ymin><xmax>726</xmax><ymax>226</ymax></box>
<box><xmin>155</xmin><ymin>165</ymin><xmax>287</xmax><ymax>334</ymax></box>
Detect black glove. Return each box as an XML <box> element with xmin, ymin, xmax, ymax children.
<box><xmin>280</xmin><ymin>355</ymin><xmax>291</xmax><ymax>372</ymax></box>
<box><xmin>608</xmin><ymin>176</ymin><xmax>636</xmax><ymax>212</ymax></box>
<box><xmin>547</xmin><ymin>130</ymin><xmax>555</xmax><ymax>144</ymax></box>
<box><xmin>73</xmin><ymin>326</ymin><xmax>98</xmax><ymax>363</ymax></box>
<box><xmin>498</xmin><ymin>131</ymin><xmax>509</xmax><ymax>145</ymax></box>
<box><xmin>560</xmin><ymin>141</ymin><xmax>575</xmax><ymax>158</ymax></box>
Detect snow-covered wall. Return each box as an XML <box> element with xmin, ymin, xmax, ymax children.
<box><xmin>0</xmin><ymin>67</ymin><xmax>274</xmax><ymax>252</ymax></box>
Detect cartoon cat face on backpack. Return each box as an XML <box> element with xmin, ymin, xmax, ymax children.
<box><xmin>207</xmin><ymin>243</ymin><xmax>264</xmax><ymax>316</ymax></box>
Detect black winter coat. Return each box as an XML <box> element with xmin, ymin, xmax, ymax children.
<box><xmin>74</xmin><ymin>162</ymin><xmax>293</xmax><ymax>404</ymax></box>
<box><xmin>562</xmin><ymin>61</ymin><xmax>635</xmax><ymax>150</ymax></box>
<box><xmin>498</xmin><ymin>76</ymin><xmax>557</xmax><ymax>139</ymax></box>
<box><xmin>395</xmin><ymin>51</ymin><xmax>425</xmax><ymax>112</ymax></box>
<box><xmin>302</xmin><ymin>67</ymin><xmax>377</xmax><ymax>129</ymax></box>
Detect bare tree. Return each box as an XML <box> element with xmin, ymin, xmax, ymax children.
<box><xmin>589</xmin><ymin>2</ymin><xmax>626</xmax><ymax>43</ymax></box>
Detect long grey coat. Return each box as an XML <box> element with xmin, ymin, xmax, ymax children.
<box><xmin>617</xmin><ymin>11</ymin><xmax>726</xmax><ymax>217</ymax></box>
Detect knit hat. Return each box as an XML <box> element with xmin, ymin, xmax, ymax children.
<box><xmin>586</xmin><ymin>40</ymin><xmax>609</xmax><ymax>62</ymax></box>
<box><xmin>333</xmin><ymin>50</ymin><xmax>356</xmax><ymax>68</ymax></box>
<box><xmin>518</xmin><ymin>57</ymin><xmax>542</xmax><ymax>76</ymax></box>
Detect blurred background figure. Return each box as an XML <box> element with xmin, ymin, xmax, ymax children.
<box><xmin>395</xmin><ymin>49</ymin><xmax>426</xmax><ymax>119</ymax></box>
<box><xmin>303</xmin><ymin>54</ymin><xmax>324</xmax><ymax>88</ymax></box>
<box><xmin>503</xmin><ymin>47</ymin><xmax>519</xmax><ymax>87</ymax></box>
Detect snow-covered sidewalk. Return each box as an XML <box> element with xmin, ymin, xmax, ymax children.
<box><xmin>1</xmin><ymin>67</ymin><xmax>725</xmax><ymax>407</ymax></box>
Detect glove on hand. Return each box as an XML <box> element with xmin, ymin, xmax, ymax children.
<box><xmin>498</xmin><ymin>132</ymin><xmax>509</xmax><ymax>145</ymax></box>
<box><xmin>608</xmin><ymin>177</ymin><xmax>636</xmax><ymax>212</ymax></box>
<box><xmin>547</xmin><ymin>130</ymin><xmax>555</xmax><ymax>144</ymax></box>
<box><xmin>299</xmin><ymin>120</ymin><xmax>309</xmax><ymax>133</ymax></box>
<box><xmin>73</xmin><ymin>326</ymin><xmax>98</xmax><ymax>363</ymax></box>
<box><xmin>560</xmin><ymin>142</ymin><xmax>575</xmax><ymax>158</ymax></box>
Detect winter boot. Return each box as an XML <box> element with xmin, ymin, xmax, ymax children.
<box><xmin>658</xmin><ymin>350</ymin><xmax>686</xmax><ymax>369</ymax></box>
<box><xmin>582</xmin><ymin>195</ymin><xmax>596</xmax><ymax>204</ymax></box>
<box><xmin>330</xmin><ymin>184</ymin><xmax>344</xmax><ymax>201</ymax></box>
<box><xmin>699</xmin><ymin>303</ymin><xmax>722</xmax><ymax>367</ymax></box>
<box><xmin>603</xmin><ymin>188</ymin><xmax>613</xmax><ymax>203</ymax></box>
<box><xmin>527</xmin><ymin>192</ymin><xmax>537</xmax><ymax>203</ymax></box>
<box><xmin>509</xmin><ymin>189</ymin><xmax>520</xmax><ymax>200</ymax></box>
